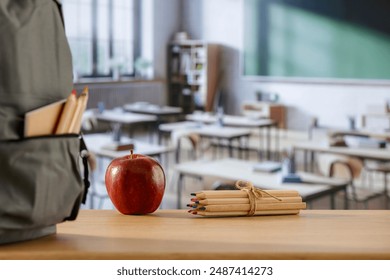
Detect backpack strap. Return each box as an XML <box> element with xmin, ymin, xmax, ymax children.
<box><xmin>79</xmin><ymin>134</ymin><xmax>91</xmax><ymax>204</ymax></box>
<box><xmin>52</xmin><ymin>0</ymin><xmax>65</xmax><ymax>26</ymax></box>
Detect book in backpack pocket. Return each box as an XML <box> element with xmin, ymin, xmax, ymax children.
<box><xmin>24</xmin><ymin>87</ymin><xmax>89</xmax><ymax>137</ymax></box>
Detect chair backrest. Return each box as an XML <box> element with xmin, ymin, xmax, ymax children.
<box><xmin>329</xmin><ymin>157</ymin><xmax>364</xmax><ymax>201</ymax></box>
<box><xmin>329</xmin><ymin>157</ymin><xmax>363</xmax><ymax>180</ymax></box>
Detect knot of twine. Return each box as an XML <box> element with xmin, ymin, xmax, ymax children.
<box><xmin>235</xmin><ymin>180</ymin><xmax>282</xmax><ymax>216</ymax></box>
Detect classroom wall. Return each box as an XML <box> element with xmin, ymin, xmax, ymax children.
<box><xmin>152</xmin><ymin>0</ymin><xmax>182</xmax><ymax>80</ymax></box>
<box><xmin>137</xmin><ymin>0</ymin><xmax>181</xmax><ymax>105</ymax></box>
<box><xmin>181</xmin><ymin>0</ymin><xmax>390</xmax><ymax>130</ymax></box>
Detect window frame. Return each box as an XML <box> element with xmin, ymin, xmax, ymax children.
<box><xmin>64</xmin><ymin>0</ymin><xmax>141</xmax><ymax>79</ymax></box>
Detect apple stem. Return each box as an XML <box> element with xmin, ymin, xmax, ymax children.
<box><xmin>130</xmin><ymin>149</ymin><xmax>133</xmax><ymax>159</ymax></box>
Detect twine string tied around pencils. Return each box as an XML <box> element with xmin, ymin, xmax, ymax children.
<box><xmin>235</xmin><ymin>180</ymin><xmax>282</xmax><ymax>216</ymax></box>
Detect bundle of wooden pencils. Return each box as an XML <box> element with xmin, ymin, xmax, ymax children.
<box><xmin>188</xmin><ymin>180</ymin><xmax>306</xmax><ymax>217</ymax></box>
<box><xmin>55</xmin><ymin>87</ymin><xmax>89</xmax><ymax>134</ymax></box>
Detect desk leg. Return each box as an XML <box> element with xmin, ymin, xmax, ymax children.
<box><xmin>175</xmin><ymin>138</ymin><xmax>181</xmax><ymax>163</ymax></box>
<box><xmin>158</xmin><ymin>130</ymin><xmax>162</xmax><ymax>145</ymax></box>
<box><xmin>267</xmin><ymin>126</ymin><xmax>271</xmax><ymax>160</ymax></box>
<box><xmin>258</xmin><ymin>127</ymin><xmax>263</xmax><ymax>160</ymax></box>
<box><xmin>228</xmin><ymin>139</ymin><xmax>233</xmax><ymax>158</ymax></box>
<box><xmin>245</xmin><ymin>136</ymin><xmax>250</xmax><ymax>159</ymax></box>
<box><xmin>310</xmin><ymin>151</ymin><xmax>315</xmax><ymax>172</ymax></box>
<box><xmin>149</xmin><ymin>123</ymin><xmax>154</xmax><ymax>143</ymax></box>
<box><xmin>156</xmin><ymin>117</ymin><xmax>161</xmax><ymax>144</ymax></box>
<box><xmin>275</xmin><ymin>126</ymin><xmax>280</xmax><ymax>161</ymax></box>
<box><xmin>177</xmin><ymin>173</ymin><xmax>184</xmax><ymax>209</ymax></box>
<box><xmin>303</xmin><ymin>151</ymin><xmax>308</xmax><ymax>172</ymax></box>
<box><xmin>212</xmin><ymin>138</ymin><xmax>217</xmax><ymax>159</ymax></box>
<box><xmin>128</xmin><ymin>125</ymin><xmax>134</xmax><ymax>139</ymax></box>
<box><xmin>199</xmin><ymin>136</ymin><xmax>206</xmax><ymax>158</ymax></box>
<box><xmin>291</xmin><ymin>149</ymin><xmax>296</xmax><ymax>173</ymax></box>
<box><xmin>361</xmin><ymin>115</ymin><xmax>366</xmax><ymax>128</ymax></box>
<box><xmin>238</xmin><ymin>137</ymin><xmax>244</xmax><ymax>159</ymax></box>
<box><xmin>219</xmin><ymin>138</ymin><xmax>223</xmax><ymax>158</ymax></box>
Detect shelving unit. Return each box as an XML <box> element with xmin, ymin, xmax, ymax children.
<box><xmin>167</xmin><ymin>40</ymin><xmax>220</xmax><ymax>114</ymax></box>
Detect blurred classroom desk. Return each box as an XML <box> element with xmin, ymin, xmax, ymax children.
<box><xmin>83</xmin><ymin>133</ymin><xmax>173</xmax><ymax>160</ymax></box>
<box><xmin>159</xmin><ymin>122</ymin><xmax>251</xmax><ymax>161</ymax></box>
<box><xmin>123</xmin><ymin>103</ymin><xmax>183</xmax><ymax>118</ymax></box>
<box><xmin>158</xmin><ymin>121</ymin><xmax>199</xmax><ymax>139</ymax></box>
<box><xmin>95</xmin><ymin>109</ymin><xmax>157</xmax><ymax>138</ymax></box>
<box><xmin>292</xmin><ymin>141</ymin><xmax>390</xmax><ymax>171</ymax></box>
<box><xmin>1</xmin><ymin>209</ymin><xmax>390</xmax><ymax>260</ymax></box>
<box><xmin>186</xmin><ymin>113</ymin><xmax>277</xmax><ymax>159</ymax></box>
<box><xmin>174</xmin><ymin>158</ymin><xmax>348</xmax><ymax>209</ymax></box>
<box><xmin>362</xmin><ymin>112</ymin><xmax>390</xmax><ymax>129</ymax></box>
<box><xmin>95</xmin><ymin>109</ymin><xmax>157</xmax><ymax>124</ymax></box>
<box><xmin>190</xmin><ymin>125</ymin><xmax>252</xmax><ymax>158</ymax></box>
<box><xmin>328</xmin><ymin>129</ymin><xmax>390</xmax><ymax>141</ymax></box>
<box><xmin>123</xmin><ymin>103</ymin><xmax>183</xmax><ymax>137</ymax></box>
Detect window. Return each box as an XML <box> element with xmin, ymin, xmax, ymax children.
<box><xmin>62</xmin><ymin>0</ymin><xmax>139</xmax><ymax>78</ymax></box>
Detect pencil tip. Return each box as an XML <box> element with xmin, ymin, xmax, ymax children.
<box><xmin>82</xmin><ymin>86</ymin><xmax>89</xmax><ymax>95</ymax></box>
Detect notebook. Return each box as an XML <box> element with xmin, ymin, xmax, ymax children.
<box><xmin>253</xmin><ymin>161</ymin><xmax>282</xmax><ymax>173</ymax></box>
<box><xmin>24</xmin><ymin>99</ymin><xmax>66</xmax><ymax>137</ymax></box>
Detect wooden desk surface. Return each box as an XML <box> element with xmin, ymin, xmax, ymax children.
<box><xmin>2</xmin><ymin>209</ymin><xmax>389</xmax><ymax>260</ymax></box>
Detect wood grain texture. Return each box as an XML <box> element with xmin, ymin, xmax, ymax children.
<box><xmin>1</xmin><ymin>210</ymin><xmax>390</xmax><ymax>260</ymax></box>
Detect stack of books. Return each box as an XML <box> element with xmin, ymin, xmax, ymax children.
<box><xmin>188</xmin><ymin>181</ymin><xmax>306</xmax><ymax>217</ymax></box>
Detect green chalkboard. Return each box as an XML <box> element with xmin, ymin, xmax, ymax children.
<box><xmin>243</xmin><ymin>0</ymin><xmax>390</xmax><ymax>81</ymax></box>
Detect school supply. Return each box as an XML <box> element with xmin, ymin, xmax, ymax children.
<box><xmin>188</xmin><ymin>180</ymin><xmax>306</xmax><ymax>217</ymax></box>
<box><xmin>0</xmin><ymin>0</ymin><xmax>89</xmax><ymax>244</ymax></box>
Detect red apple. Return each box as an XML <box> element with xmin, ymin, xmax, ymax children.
<box><xmin>105</xmin><ymin>151</ymin><xmax>166</xmax><ymax>215</ymax></box>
